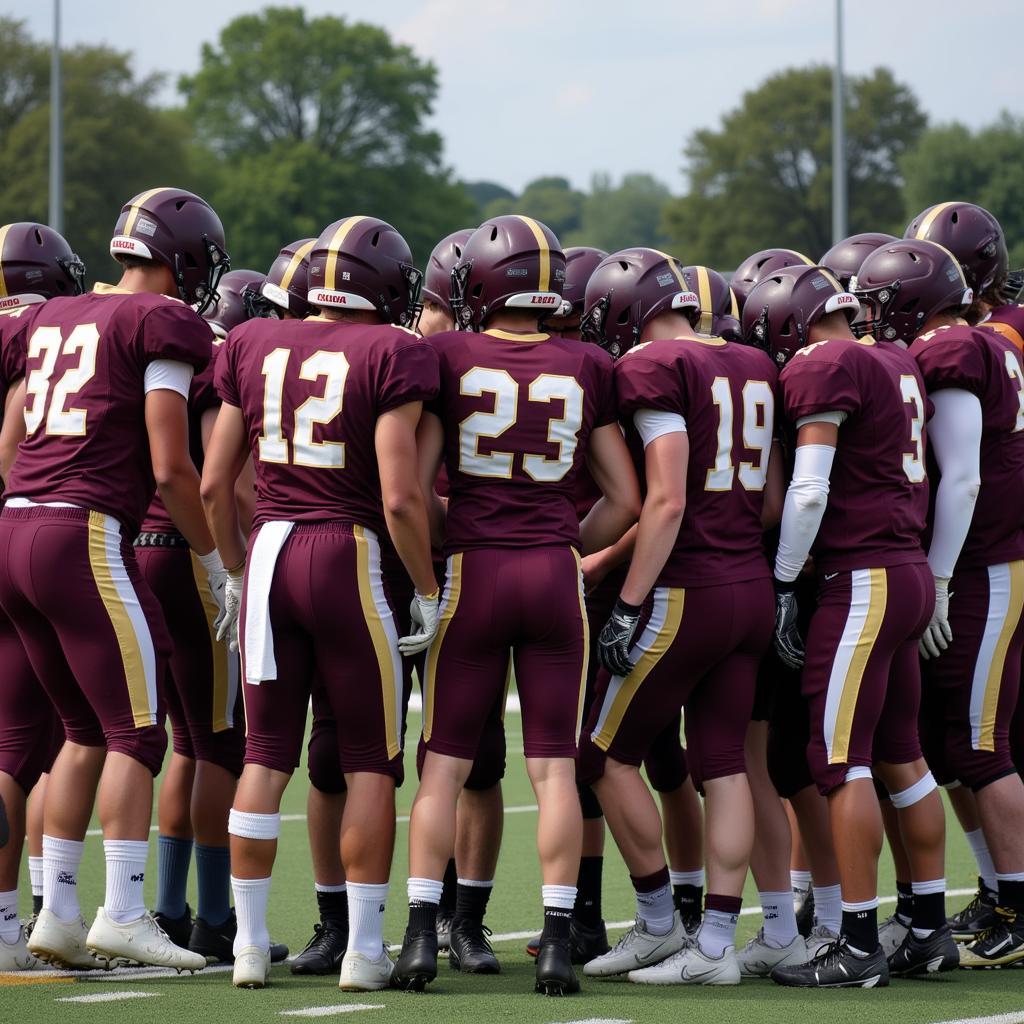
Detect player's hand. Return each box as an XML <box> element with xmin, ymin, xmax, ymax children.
<box><xmin>581</xmin><ymin>552</ymin><xmax>608</xmax><ymax>594</ymax></box>
<box><xmin>773</xmin><ymin>581</ymin><xmax>805</xmax><ymax>670</ymax></box>
<box><xmin>399</xmin><ymin>590</ymin><xmax>440</xmax><ymax>656</ymax></box>
<box><xmin>216</xmin><ymin>567</ymin><xmax>244</xmax><ymax>653</ymax></box>
<box><xmin>197</xmin><ymin>549</ymin><xmax>228</xmax><ymax>622</ymax></box>
<box><xmin>920</xmin><ymin>575</ymin><xmax>953</xmax><ymax>660</ymax></box>
<box><xmin>597</xmin><ymin>597</ymin><xmax>642</xmax><ymax>677</ymax></box>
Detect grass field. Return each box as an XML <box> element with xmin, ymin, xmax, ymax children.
<box><xmin>3</xmin><ymin>707</ymin><xmax>1023</xmax><ymax>1024</ymax></box>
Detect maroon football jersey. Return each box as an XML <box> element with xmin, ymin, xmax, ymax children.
<box><xmin>910</xmin><ymin>324</ymin><xmax>1024</xmax><ymax>569</ymax></box>
<box><xmin>140</xmin><ymin>350</ymin><xmax>222</xmax><ymax>534</ymax></box>
<box><xmin>4</xmin><ymin>285</ymin><xmax>213</xmax><ymax>534</ymax></box>
<box><xmin>980</xmin><ymin>303</ymin><xmax>1024</xmax><ymax>355</ymax></box>
<box><xmin>0</xmin><ymin>306</ymin><xmax>35</xmax><ymax>391</ymax></box>
<box><xmin>428</xmin><ymin>328</ymin><xmax>617</xmax><ymax>553</ymax></box>
<box><xmin>779</xmin><ymin>338</ymin><xmax>929</xmax><ymax>573</ymax></box>
<box><xmin>216</xmin><ymin>316</ymin><xmax>438</xmax><ymax>531</ymax></box>
<box><xmin>615</xmin><ymin>336</ymin><xmax>777</xmax><ymax>587</ymax></box>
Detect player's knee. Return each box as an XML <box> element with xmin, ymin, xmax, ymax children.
<box><xmin>577</xmin><ymin>781</ymin><xmax>604</xmax><ymax>819</ymax></box>
<box><xmin>306</xmin><ymin>735</ymin><xmax>345</xmax><ymax>794</ymax></box>
<box><xmin>644</xmin><ymin>745</ymin><xmax>689</xmax><ymax>793</ymax></box>
<box><xmin>106</xmin><ymin>725</ymin><xmax>167</xmax><ymax>777</ymax></box>
<box><xmin>464</xmin><ymin>748</ymin><xmax>506</xmax><ymax>791</ymax></box>
<box><xmin>575</xmin><ymin>737</ymin><xmax>607</xmax><ymax>788</ymax></box>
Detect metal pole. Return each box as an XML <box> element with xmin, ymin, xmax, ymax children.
<box><xmin>49</xmin><ymin>0</ymin><xmax>63</xmax><ymax>234</ymax></box>
<box><xmin>832</xmin><ymin>0</ymin><xmax>847</xmax><ymax>244</ymax></box>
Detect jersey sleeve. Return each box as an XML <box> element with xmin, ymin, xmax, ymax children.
<box><xmin>0</xmin><ymin>314</ymin><xmax>30</xmax><ymax>387</ymax></box>
<box><xmin>587</xmin><ymin>348</ymin><xmax>618</xmax><ymax>427</ymax></box>
<box><xmin>614</xmin><ymin>352</ymin><xmax>683</xmax><ymax>419</ymax></box>
<box><xmin>909</xmin><ymin>330</ymin><xmax>988</xmax><ymax>399</ymax></box>
<box><xmin>190</xmin><ymin>356</ymin><xmax>220</xmax><ymax>417</ymax></box>
<box><xmin>780</xmin><ymin>347</ymin><xmax>862</xmax><ymax>422</ymax></box>
<box><xmin>378</xmin><ymin>338</ymin><xmax>440</xmax><ymax>415</ymax></box>
<box><xmin>214</xmin><ymin>332</ymin><xmax>241</xmax><ymax>408</ymax></box>
<box><xmin>138</xmin><ymin>303</ymin><xmax>214</xmax><ymax>373</ymax></box>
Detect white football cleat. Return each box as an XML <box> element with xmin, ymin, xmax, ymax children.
<box><xmin>736</xmin><ymin>930</ymin><xmax>809</xmax><ymax>977</ymax></box>
<box><xmin>878</xmin><ymin>914</ymin><xmax>910</xmax><ymax>957</ymax></box>
<box><xmin>86</xmin><ymin>907</ymin><xmax>206</xmax><ymax>972</ymax></box>
<box><xmin>806</xmin><ymin>923</ymin><xmax>840</xmax><ymax>958</ymax></box>
<box><xmin>27</xmin><ymin>910</ymin><xmax>104</xmax><ymax>969</ymax></box>
<box><xmin>583</xmin><ymin>913</ymin><xmax>687</xmax><ymax>977</ymax></box>
<box><xmin>339</xmin><ymin>946</ymin><xmax>394</xmax><ymax>991</ymax></box>
<box><xmin>0</xmin><ymin>926</ymin><xmax>40</xmax><ymax>970</ymax></box>
<box><xmin>629</xmin><ymin>941</ymin><xmax>741</xmax><ymax>985</ymax></box>
<box><xmin>233</xmin><ymin>944</ymin><xmax>271</xmax><ymax>988</ymax></box>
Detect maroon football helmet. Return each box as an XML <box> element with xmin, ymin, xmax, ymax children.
<box><xmin>731</xmin><ymin>248</ymin><xmax>814</xmax><ymax>311</ymax></box>
<box><xmin>581</xmin><ymin>248</ymin><xmax>700</xmax><ymax>357</ymax></box>
<box><xmin>0</xmin><ymin>222</ymin><xmax>85</xmax><ymax>311</ymax></box>
<box><xmin>110</xmin><ymin>187</ymin><xmax>228</xmax><ymax>313</ymax></box>
<box><xmin>742</xmin><ymin>265</ymin><xmax>860</xmax><ymax>366</ymax></box>
<box><xmin>852</xmin><ymin>239</ymin><xmax>973</xmax><ymax>344</ymax></box>
<box><xmin>203</xmin><ymin>269</ymin><xmax>266</xmax><ymax>338</ymax></box>
<box><xmin>255</xmin><ymin>238</ymin><xmax>317</xmax><ymax>319</ymax></box>
<box><xmin>819</xmin><ymin>232</ymin><xmax>897</xmax><ymax>289</ymax></box>
<box><xmin>558</xmin><ymin>246</ymin><xmax>609</xmax><ymax>317</ymax></box>
<box><xmin>422</xmin><ymin>229</ymin><xmax>474</xmax><ymax>314</ymax></box>
<box><xmin>450</xmin><ymin>215</ymin><xmax>565</xmax><ymax>331</ymax></box>
<box><xmin>681</xmin><ymin>264</ymin><xmax>741</xmax><ymax>340</ymax></box>
<box><xmin>904</xmin><ymin>201</ymin><xmax>1010</xmax><ymax>299</ymax></box>
<box><xmin>307</xmin><ymin>216</ymin><xmax>421</xmax><ymax>327</ymax></box>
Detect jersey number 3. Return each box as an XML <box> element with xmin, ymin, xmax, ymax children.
<box><xmin>24</xmin><ymin>323</ymin><xmax>100</xmax><ymax>436</ymax></box>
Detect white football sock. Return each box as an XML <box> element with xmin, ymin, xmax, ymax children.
<box><xmin>813</xmin><ymin>883</ymin><xmax>842</xmax><ymax>933</ymax></box>
<box><xmin>347</xmin><ymin>882</ymin><xmax>388</xmax><ymax>958</ymax></box>
<box><xmin>231</xmin><ymin>876</ymin><xmax>271</xmax><ymax>957</ymax></box>
<box><xmin>698</xmin><ymin>908</ymin><xmax>738</xmax><ymax>958</ymax></box>
<box><xmin>669</xmin><ymin>869</ymin><xmax>705</xmax><ymax>888</ymax></box>
<box><xmin>103</xmin><ymin>839</ymin><xmax>149</xmax><ymax>924</ymax></box>
<box><xmin>790</xmin><ymin>869</ymin><xmax>812</xmax><ymax>892</ymax></box>
<box><xmin>965</xmin><ymin>829</ymin><xmax>997</xmax><ymax>891</ymax></box>
<box><xmin>28</xmin><ymin>856</ymin><xmax>44</xmax><ymax>898</ymax></box>
<box><xmin>407</xmin><ymin>876</ymin><xmax>444</xmax><ymax>906</ymax></box>
<box><xmin>0</xmin><ymin>891</ymin><xmax>19</xmax><ymax>942</ymax></box>
<box><xmin>759</xmin><ymin>890</ymin><xmax>798</xmax><ymax>946</ymax></box>
<box><xmin>43</xmin><ymin>835</ymin><xmax>85</xmax><ymax>922</ymax></box>
<box><xmin>541</xmin><ymin>884</ymin><xmax>577</xmax><ymax>910</ymax></box>
<box><xmin>635</xmin><ymin>881</ymin><xmax>675</xmax><ymax>936</ymax></box>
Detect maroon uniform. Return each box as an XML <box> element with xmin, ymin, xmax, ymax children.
<box><xmin>779</xmin><ymin>337</ymin><xmax>932</xmax><ymax>792</ymax></box>
<box><xmin>422</xmin><ymin>328</ymin><xmax>615</xmax><ymax>760</ymax></box>
<box><xmin>0</xmin><ymin>285</ymin><xmax>212</xmax><ymax>773</ymax></box>
<box><xmin>580</xmin><ymin>337</ymin><xmax>776</xmax><ymax>790</ymax></box>
<box><xmin>981</xmin><ymin>303</ymin><xmax>1024</xmax><ymax>356</ymax></box>
<box><xmin>911</xmin><ymin>324</ymin><xmax>1024</xmax><ymax>788</ymax></box>
<box><xmin>216</xmin><ymin>315</ymin><xmax>438</xmax><ymax>778</ymax></box>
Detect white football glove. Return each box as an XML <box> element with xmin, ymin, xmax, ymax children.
<box><xmin>216</xmin><ymin>568</ymin><xmax>245</xmax><ymax>653</ymax></box>
<box><xmin>399</xmin><ymin>590</ymin><xmax>440</xmax><ymax>656</ymax></box>
<box><xmin>197</xmin><ymin>549</ymin><xmax>228</xmax><ymax>624</ymax></box>
<box><xmin>920</xmin><ymin>575</ymin><xmax>953</xmax><ymax>660</ymax></box>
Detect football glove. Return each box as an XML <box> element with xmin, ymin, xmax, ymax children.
<box><xmin>399</xmin><ymin>590</ymin><xmax>440</xmax><ymax>656</ymax></box>
<box><xmin>216</xmin><ymin>567</ymin><xmax>244</xmax><ymax>653</ymax></box>
<box><xmin>197</xmin><ymin>548</ymin><xmax>228</xmax><ymax>626</ymax></box>
<box><xmin>597</xmin><ymin>597</ymin><xmax>642</xmax><ymax>677</ymax></box>
<box><xmin>773</xmin><ymin>580</ymin><xmax>805</xmax><ymax>670</ymax></box>
<box><xmin>920</xmin><ymin>575</ymin><xmax>953</xmax><ymax>660</ymax></box>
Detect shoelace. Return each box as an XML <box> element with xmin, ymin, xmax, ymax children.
<box><xmin>953</xmin><ymin>891</ymin><xmax>988</xmax><ymax>922</ymax></box>
<box><xmin>458</xmin><ymin>923</ymin><xmax>495</xmax><ymax>954</ymax></box>
<box><xmin>973</xmin><ymin>907</ymin><xmax>1018</xmax><ymax>946</ymax></box>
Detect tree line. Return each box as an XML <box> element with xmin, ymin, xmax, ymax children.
<box><xmin>1</xmin><ymin>7</ymin><xmax>1021</xmax><ymax>282</ymax></box>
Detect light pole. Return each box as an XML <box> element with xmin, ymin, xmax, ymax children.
<box><xmin>832</xmin><ymin>0</ymin><xmax>847</xmax><ymax>244</ymax></box>
<box><xmin>49</xmin><ymin>0</ymin><xmax>63</xmax><ymax>234</ymax></box>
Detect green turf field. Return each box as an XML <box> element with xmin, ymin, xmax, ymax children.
<box><xmin>4</xmin><ymin>708</ymin><xmax>1023</xmax><ymax>1024</ymax></box>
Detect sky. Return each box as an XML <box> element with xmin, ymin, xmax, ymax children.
<box><xmin>4</xmin><ymin>0</ymin><xmax>1018</xmax><ymax>195</ymax></box>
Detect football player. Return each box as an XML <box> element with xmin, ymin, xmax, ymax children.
<box><xmin>855</xmin><ymin>239</ymin><xmax>1024</xmax><ymax>969</ymax></box>
<box><xmin>202</xmin><ymin>216</ymin><xmax>438</xmax><ymax>991</ymax></box>
<box><xmin>819</xmin><ymin>233</ymin><xmax>897</xmax><ymax>290</ymax></box>
<box><xmin>682</xmin><ymin>264</ymin><xmax>742</xmax><ymax>341</ymax></box>
<box><xmin>745</xmin><ymin>263</ymin><xmax>955</xmax><ymax>987</ymax></box>
<box><xmin>392</xmin><ymin>216</ymin><xmax>640</xmax><ymax>996</ymax></box>
<box><xmin>730</xmin><ymin>248</ymin><xmax>814</xmax><ymax>312</ymax></box>
<box><xmin>0</xmin><ymin>222</ymin><xmax>84</xmax><ymax>970</ymax></box>
<box><xmin>576</xmin><ymin>248</ymin><xmax>780</xmax><ymax>987</ymax></box>
<box><xmin>0</xmin><ymin>188</ymin><xmax>227</xmax><ymax>973</ymax></box>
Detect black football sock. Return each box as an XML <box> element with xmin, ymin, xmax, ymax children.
<box><xmin>454</xmin><ymin>880</ymin><xmax>492</xmax><ymax>926</ymax></box>
<box><xmin>997</xmin><ymin>878</ymin><xmax>1024</xmax><ymax>914</ymax></box>
<box><xmin>408</xmin><ymin>901</ymin><xmax>438</xmax><ymax>934</ymax></box>
<box><xmin>540</xmin><ymin>905</ymin><xmax>572</xmax><ymax>943</ymax></box>
<box><xmin>910</xmin><ymin>888</ymin><xmax>945</xmax><ymax>934</ymax></box>
<box><xmin>894</xmin><ymin>881</ymin><xmax>913</xmax><ymax>926</ymax></box>
<box><xmin>841</xmin><ymin>903</ymin><xmax>878</xmax><ymax>953</ymax></box>
<box><xmin>32</xmin><ymin>893</ymin><xmax>43</xmax><ymax>915</ymax></box>
<box><xmin>438</xmin><ymin>859</ymin><xmax>457</xmax><ymax>914</ymax></box>
<box><xmin>674</xmin><ymin>883</ymin><xmax>703</xmax><ymax>923</ymax></box>
<box><xmin>573</xmin><ymin>856</ymin><xmax>604</xmax><ymax>928</ymax></box>
<box><xmin>316</xmin><ymin>886</ymin><xmax>348</xmax><ymax>928</ymax></box>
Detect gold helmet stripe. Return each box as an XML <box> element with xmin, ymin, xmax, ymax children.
<box><xmin>0</xmin><ymin>223</ymin><xmax>12</xmax><ymax>298</ymax></box>
<box><xmin>782</xmin><ymin>248</ymin><xmax>815</xmax><ymax>265</ymax></box>
<box><xmin>280</xmin><ymin>238</ymin><xmax>317</xmax><ymax>291</ymax></box>
<box><xmin>819</xmin><ymin>268</ymin><xmax>845</xmax><ymax>293</ymax></box>
<box><xmin>728</xmin><ymin>286</ymin><xmax>739</xmax><ymax>319</ymax></box>
<box><xmin>913</xmin><ymin>201</ymin><xmax>957</xmax><ymax>240</ymax></box>
<box><xmin>123</xmin><ymin>187</ymin><xmax>171</xmax><ymax>237</ymax></box>
<box><xmin>923</xmin><ymin>239</ymin><xmax>970</xmax><ymax>289</ymax></box>
<box><xmin>652</xmin><ymin>249</ymin><xmax>689</xmax><ymax>292</ymax></box>
<box><xmin>694</xmin><ymin>265</ymin><xmax>714</xmax><ymax>334</ymax></box>
<box><xmin>325</xmin><ymin>216</ymin><xmax>367</xmax><ymax>291</ymax></box>
<box><xmin>516</xmin><ymin>216</ymin><xmax>551</xmax><ymax>292</ymax></box>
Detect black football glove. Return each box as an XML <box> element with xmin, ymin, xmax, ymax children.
<box><xmin>773</xmin><ymin>579</ymin><xmax>805</xmax><ymax>670</ymax></box>
<box><xmin>597</xmin><ymin>597</ymin><xmax>642</xmax><ymax>677</ymax></box>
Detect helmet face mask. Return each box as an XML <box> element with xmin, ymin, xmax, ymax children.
<box><xmin>187</xmin><ymin>235</ymin><xmax>230</xmax><ymax>315</ymax></box>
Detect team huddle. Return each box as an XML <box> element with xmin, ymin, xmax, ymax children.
<box><xmin>0</xmin><ymin>188</ymin><xmax>1022</xmax><ymax>997</ymax></box>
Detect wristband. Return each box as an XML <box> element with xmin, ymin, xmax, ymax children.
<box><xmin>197</xmin><ymin>548</ymin><xmax>225</xmax><ymax>574</ymax></box>
<box><xmin>416</xmin><ymin>589</ymin><xmax>440</xmax><ymax>601</ymax></box>
<box><xmin>226</xmin><ymin>560</ymin><xmax>246</xmax><ymax>577</ymax></box>
<box><xmin>773</xmin><ymin>576</ymin><xmax>797</xmax><ymax>593</ymax></box>
<box><xmin>613</xmin><ymin>597</ymin><xmax>642</xmax><ymax>617</ymax></box>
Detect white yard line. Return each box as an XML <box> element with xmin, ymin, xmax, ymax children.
<box><xmin>56</xmin><ymin>990</ymin><xmax>160</xmax><ymax>1003</ymax></box>
<box><xmin>548</xmin><ymin>1019</ymin><xmax>633</xmax><ymax>1024</ymax></box>
<box><xmin>931</xmin><ymin>1014</ymin><xmax>1024</xmax><ymax>1024</ymax></box>
<box><xmin>5</xmin><ymin>964</ymin><xmax>232</xmax><ymax>981</ymax></box>
<box><xmin>279</xmin><ymin>1005</ymin><xmax>384</xmax><ymax>1018</ymax></box>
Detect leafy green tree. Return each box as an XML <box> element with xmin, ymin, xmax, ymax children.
<box><xmin>901</xmin><ymin>114</ymin><xmax>1024</xmax><ymax>268</ymax></box>
<box><xmin>464</xmin><ymin>180</ymin><xmax>515</xmax><ymax>214</ymax></box>
<box><xmin>662</xmin><ymin>66</ymin><xmax>927</xmax><ymax>268</ymax></box>
<box><xmin>482</xmin><ymin>176</ymin><xmax>585</xmax><ymax>243</ymax></box>
<box><xmin>568</xmin><ymin>173</ymin><xmax>672</xmax><ymax>252</ymax></box>
<box><xmin>181</xmin><ymin>6</ymin><xmax>475</xmax><ymax>268</ymax></box>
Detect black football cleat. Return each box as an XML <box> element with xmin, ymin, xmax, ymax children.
<box><xmin>772</xmin><ymin>935</ymin><xmax>889</xmax><ymax>988</ymax></box>
<box><xmin>435</xmin><ymin>909</ymin><xmax>453</xmax><ymax>953</ymax></box>
<box><xmin>290</xmin><ymin>920</ymin><xmax>348</xmax><ymax>975</ymax></box>
<box><xmin>392</xmin><ymin>928</ymin><xmax>438</xmax><ymax>991</ymax></box>
<box><xmin>526</xmin><ymin>918</ymin><xmax>610</xmax><ymax>964</ymax></box>
<box><xmin>949</xmin><ymin>881</ymin><xmax>999</xmax><ymax>941</ymax></box>
<box><xmin>189</xmin><ymin>909</ymin><xmax>288</xmax><ymax>964</ymax></box>
<box><xmin>534</xmin><ymin>938</ymin><xmax>579</xmax><ymax>996</ymax></box>
<box><xmin>153</xmin><ymin>904</ymin><xmax>193</xmax><ymax>948</ymax></box>
<box><xmin>959</xmin><ymin>908</ymin><xmax>1024</xmax><ymax>969</ymax></box>
<box><xmin>448</xmin><ymin>919</ymin><xmax>500</xmax><ymax>974</ymax></box>
<box><xmin>795</xmin><ymin>888</ymin><xmax>815</xmax><ymax>939</ymax></box>
<box><xmin>887</xmin><ymin>924</ymin><xmax>960</xmax><ymax>977</ymax></box>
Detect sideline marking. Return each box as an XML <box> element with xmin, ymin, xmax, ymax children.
<box><xmin>0</xmin><ymin>974</ymin><xmax>75</xmax><ymax>986</ymax></box>
<box><xmin>2</xmin><ymin>963</ymin><xmax>232</xmax><ymax>982</ymax></box>
<box><xmin>279</xmin><ymin>1005</ymin><xmax>384</xmax><ymax>1018</ymax></box>
<box><xmin>931</xmin><ymin>1015</ymin><xmax>1024</xmax><ymax>1024</ymax></box>
<box><xmin>548</xmin><ymin>1019</ymin><xmax>633</xmax><ymax>1024</ymax></box>
<box><xmin>57</xmin><ymin>990</ymin><xmax>160</xmax><ymax>1003</ymax></box>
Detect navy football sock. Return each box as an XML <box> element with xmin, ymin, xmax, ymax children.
<box><xmin>195</xmin><ymin>843</ymin><xmax>231</xmax><ymax>926</ymax></box>
<box><xmin>155</xmin><ymin>835</ymin><xmax>193</xmax><ymax>919</ymax></box>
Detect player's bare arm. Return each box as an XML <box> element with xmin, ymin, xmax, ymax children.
<box><xmin>415</xmin><ymin>408</ymin><xmax>447</xmax><ymax>550</ymax></box>
<box><xmin>0</xmin><ymin>378</ymin><xmax>26</xmax><ymax>482</ymax></box>
<box><xmin>199</xmin><ymin>401</ymin><xmax>249</xmax><ymax>572</ymax></box>
<box><xmin>579</xmin><ymin>422</ymin><xmax>641</xmax><ymax>555</ymax></box>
